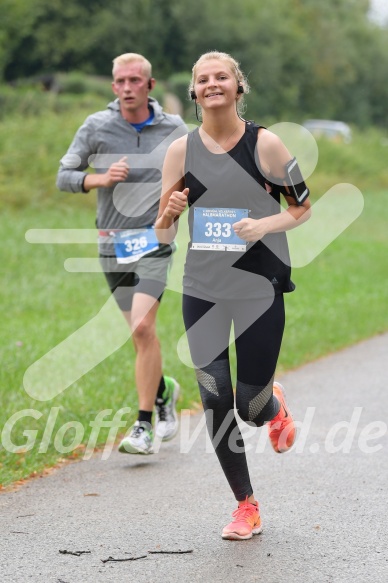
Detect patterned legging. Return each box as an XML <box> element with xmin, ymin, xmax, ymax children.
<box><xmin>182</xmin><ymin>292</ymin><xmax>285</xmax><ymax>500</ymax></box>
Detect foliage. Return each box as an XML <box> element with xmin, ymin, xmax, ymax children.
<box><xmin>1</xmin><ymin>106</ymin><xmax>387</xmax><ymax>212</ymax></box>
<box><xmin>0</xmin><ymin>0</ymin><xmax>387</xmax><ymax>126</ymax></box>
<box><xmin>166</xmin><ymin>71</ymin><xmax>192</xmax><ymax>107</ymax></box>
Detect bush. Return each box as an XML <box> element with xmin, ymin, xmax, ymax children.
<box><xmin>0</xmin><ymin>72</ymin><xmax>171</xmax><ymax>119</ymax></box>
<box><xmin>0</xmin><ymin>84</ymin><xmax>110</xmax><ymax>119</ymax></box>
<box><xmin>167</xmin><ymin>71</ymin><xmax>192</xmax><ymax>105</ymax></box>
<box><xmin>56</xmin><ymin>72</ymin><xmax>113</xmax><ymax>100</ymax></box>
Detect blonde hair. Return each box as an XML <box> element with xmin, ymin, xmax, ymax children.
<box><xmin>112</xmin><ymin>53</ymin><xmax>152</xmax><ymax>78</ymax></box>
<box><xmin>189</xmin><ymin>51</ymin><xmax>250</xmax><ymax>114</ymax></box>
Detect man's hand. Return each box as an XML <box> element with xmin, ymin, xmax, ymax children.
<box><xmin>102</xmin><ymin>156</ymin><xmax>130</xmax><ymax>187</ymax></box>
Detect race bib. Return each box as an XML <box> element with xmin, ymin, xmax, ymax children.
<box><xmin>192</xmin><ymin>207</ymin><xmax>248</xmax><ymax>251</ymax></box>
<box><xmin>113</xmin><ymin>227</ymin><xmax>159</xmax><ymax>264</ymax></box>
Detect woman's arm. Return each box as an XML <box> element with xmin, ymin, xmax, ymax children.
<box><xmin>155</xmin><ymin>136</ymin><xmax>188</xmax><ymax>244</ymax></box>
<box><xmin>233</xmin><ymin>129</ymin><xmax>311</xmax><ymax>241</ymax></box>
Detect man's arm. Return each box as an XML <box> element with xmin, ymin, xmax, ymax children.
<box><xmin>56</xmin><ymin>118</ymin><xmax>94</xmax><ymax>193</ymax></box>
<box><xmin>83</xmin><ymin>156</ymin><xmax>129</xmax><ymax>191</ymax></box>
<box><xmin>56</xmin><ymin>116</ymin><xmax>130</xmax><ymax>193</ymax></box>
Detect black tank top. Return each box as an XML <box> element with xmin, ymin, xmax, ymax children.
<box><xmin>183</xmin><ymin>122</ymin><xmax>295</xmax><ymax>300</ymax></box>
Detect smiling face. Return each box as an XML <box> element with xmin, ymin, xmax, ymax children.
<box><xmin>112</xmin><ymin>61</ymin><xmax>153</xmax><ymax>122</ymax></box>
<box><xmin>193</xmin><ymin>59</ymin><xmax>240</xmax><ymax>110</ymax></box>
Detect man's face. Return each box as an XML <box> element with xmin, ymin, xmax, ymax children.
<box><xmin>112</xmin><ymin>62</ymin><xmax>151</xmax><ymax>115</ymax></box>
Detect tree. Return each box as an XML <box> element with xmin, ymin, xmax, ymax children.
<box><xmin>1</xmin><ymin>0</ymin><xmax>387</xmax><ymax>126</ymax></box>
<box><xmin>0</xmin><ymin>0</ymin><xmax>38</xmax><ymax>80</ymax></box>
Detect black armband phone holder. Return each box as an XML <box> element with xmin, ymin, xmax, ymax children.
<box><xmin>283</xmin><ymin>157</ymin><xmax>309</xmax><ymax>205</ymax></box>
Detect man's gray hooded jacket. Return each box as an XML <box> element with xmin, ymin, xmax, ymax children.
<box><xmin>56</xmin><ymin>97</ymin><xmax>186</xmax><ymax>254</ymax></box>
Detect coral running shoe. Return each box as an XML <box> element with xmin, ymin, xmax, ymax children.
<box><xmin>222</xmin><ymin>498</ymin><xmax>263</xmax><ymax>540</ymax></box>
<box><xmin>268</xmin><ymin>382</ymin><xmax>296</xmax><ymax>453</ymax></box>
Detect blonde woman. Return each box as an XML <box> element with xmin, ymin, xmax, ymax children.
<box><xmin>156</xmin><ymin>51</ymin><xmax>311</xmax><ymax>540</ymax></box>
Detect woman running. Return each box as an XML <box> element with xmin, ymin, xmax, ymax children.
<box><xmin>155</xmin><ymin>51</ymin><xmax>311</xmax><ymax>540</ymax></box>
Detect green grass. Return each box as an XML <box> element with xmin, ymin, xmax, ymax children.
<box><xmin>282</xmin><ymin>190</ymin><xmax>388</xmax><ymax>369</ymax></box>
<box><xmin>305</xmin><ymin>126</ymin><xmax>388</xmax><ymax>194</ymax></box>
<box><xmin>1</xmin><ymin>108</ymin><xmax>387</xmax><ymax>488</ymax></box>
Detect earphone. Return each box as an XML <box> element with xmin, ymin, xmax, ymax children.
<box><xmin>148</xmin><ymin>79</ymin><xmax>152</xmax><ymax>90</ymax></box>
<box><xmin>190</xmin><ymin>85</ymin><xmax>244</xmax><ymax>100</ymax></box>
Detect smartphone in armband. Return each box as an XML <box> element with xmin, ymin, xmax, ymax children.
<box><xmin>285</xmin><ymin>158</ymin><xmax>309</xmax><ymax>205</ymax></box>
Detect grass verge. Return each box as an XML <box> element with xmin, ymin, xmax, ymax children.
<box><xmin>1</xmin><ymin>188</ymin><xmax>387</xmax><ymax>488</ymax></box>
<box><xmin>1</xmin><ymin>107</ymin><xmax>387</xmax><ymax>487</ymax></box>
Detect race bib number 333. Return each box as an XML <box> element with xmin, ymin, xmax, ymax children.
<box><xmin>192</xmin><ymin>207</ymin><xmax>248</xmax><ymax>251</ymax></box>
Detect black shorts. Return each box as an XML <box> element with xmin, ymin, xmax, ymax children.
<box><xmin>99</xmin><ymin>245</ymin><xmax>174</xmax><ymax>311</ymax></box>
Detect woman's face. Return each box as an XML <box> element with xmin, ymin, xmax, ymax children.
<box><xmin>194</xmin><ymin>59</ymin><xmax>239</xmax><ymax>109</ymax></box>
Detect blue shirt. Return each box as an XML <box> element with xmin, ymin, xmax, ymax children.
<box><xmin>130</xmin><ymin>108</ymin><xmax>155</xmax><ymax>132</ymax></box>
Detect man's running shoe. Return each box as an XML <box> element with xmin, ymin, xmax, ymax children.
<box><xmin>118</xmin><ymin>421</ymin><xmax>154</xmax><ymax>454</ymax></box>
<box><xmin>267</xmin><ymin>381</ymin><xmax>296</xmax><ymax>453</ymax></box>
<box><xmin>155</xmin><ymin>376</ymin><xmax>180</xmax><ymax>441</ymax></box>
<box><xmin>222</xmin><ymin>498</ymin><xmax>263</xmax><ymax>540</ymax></box>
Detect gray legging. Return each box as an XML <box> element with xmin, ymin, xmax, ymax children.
<box><xmin>182</xmin><ymin>293</ymin><xmax>285</xmax><ymax>500</ymax></box>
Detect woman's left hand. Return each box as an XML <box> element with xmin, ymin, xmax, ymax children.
<box><xmin>232</xmin><ymin>217</ymin><xmax>269</xmax><ymax>242</ymax></box>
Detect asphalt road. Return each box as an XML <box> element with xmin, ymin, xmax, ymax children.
<box><xmin>1</xmin><ymin>333</ymin><xmax>388</xmax><ymax>583</ymax></box>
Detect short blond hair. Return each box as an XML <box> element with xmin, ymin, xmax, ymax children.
<box><xmin>112</xmin><ymin>53</ymin><xmax>152</xmax><ymax>78</ymax></box>
<box><xmin>189</xmin><ymin>51</ymin><xmax>250</xmax><ymax>113</ymax></box>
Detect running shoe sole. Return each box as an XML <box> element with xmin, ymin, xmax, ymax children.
<box><xmin>118</xmin><ymin>441</ymin><xmax>154</xmax><ymax>455</ymax></box>
<box><xmin>222</xmin><ymin>525</ymin><xmax>263</xmax><ymax>540</ymax></box>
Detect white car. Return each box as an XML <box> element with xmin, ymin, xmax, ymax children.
<box><xmin>302</xmin><ymin>119</ymin><xmax>352</xmax><ymax>143</ymax></box>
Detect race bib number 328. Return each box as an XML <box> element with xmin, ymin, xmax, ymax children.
<box><xmin>192</xmin><ymin>207</ymin><xmax>248</xmax><ymax>251</ymax></box>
